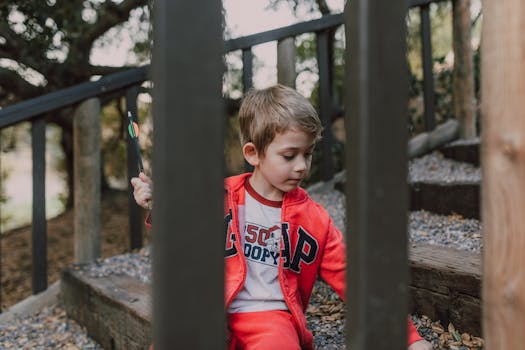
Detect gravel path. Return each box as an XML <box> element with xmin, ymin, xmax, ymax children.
<box><xmin>0</xmin><ymin>306</ymin><xmax>101</xmax><ymax>349</ymax></box>
<box><xmin>0</xmin><ymin>152</ymin><xmax>484</xmax><ymax>349</ymax></box>
<box><xmin>409</xmin><ymin>151</ymin><xmax>481</xmax><ymax>184</ymax></box>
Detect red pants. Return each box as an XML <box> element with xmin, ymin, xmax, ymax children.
<box><xmin>228</xmin><ymin>310</ymin><xmax>302</xmax><ymax>350</ymax></box>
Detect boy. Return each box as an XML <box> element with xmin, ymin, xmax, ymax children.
<box><xmin>132</xmin><ymin>85</ymin><xmax>431</xmax><ymax>349</ymax></box>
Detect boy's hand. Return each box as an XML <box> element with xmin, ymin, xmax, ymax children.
<box><xmin>408</xmin><ymin>339</ymin><xmax>433</xmax><ymax>350</ymax></box>
<box><xmin>130</xmin><ymin>172</ymin><xmax>153</xmax><ymax>210</ymax></box>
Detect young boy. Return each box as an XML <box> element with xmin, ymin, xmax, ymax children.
<box><xmin>131</xmin><ymin>85</ymin><xmax>431</xmax><ymax>349</ymax></box>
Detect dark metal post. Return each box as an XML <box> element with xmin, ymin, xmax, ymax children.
<box><xmin>0</xmin><ymin>131</ymin><xmax>1</xmax><ymax>311</ymax></box>
<box><xmin>420</xmin><ymin>4</ymin><xmax>436</xmax><ymax>131</ymax></box>
<box><xmin>152</xmin><ymin>1</ymin><xmax>224</xmax><ymax>349</ymax></box>
<box><xmin>345</xmin><ymin>0</ymin><xmax>409</xmax><ymax>348</ymax></box>
<box><xmin>32</xmin><ymin>117</ymin><xmax>47</xmax><ymax>294</ymax></box>
<box><xmin>242</xmin><ymin>48</ymin><xmax>255</xmax><ymax>172</ymax></box>
<box><xmin>126</xmin><ymin>86</ymin><xmax>143</xmax><ymax>250</ymax></box>
<box><xmin>316</xmin><ymin>30</ymin><xmax>335</xmax><ymax>181</ymax></box>
<box><xmin>242</xmin><ymin>48</ymin><xmax>254</xmax><ymax>92</ymax></box>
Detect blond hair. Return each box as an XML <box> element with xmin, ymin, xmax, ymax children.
<box><xmin>238</xmin><ymin>84</ymin><xmax>322</xmax><ymax>155</ymax></box>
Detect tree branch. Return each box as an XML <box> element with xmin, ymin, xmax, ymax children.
<box><xmin>0</xmin><ymin>67</ymin><xmax>45</xmax><ymax>102</ymax></box>
<box><xmin>315</xmin><ymin>0</ymin><xmax>331</xmax><ymax>15</ymax></box>
<box><xmin>0</xmin><ymin>23</ymin><xmax>50</xmax><ymax>73</ymax></box>
<box><xmin>80</xmin><ymin>0</ymin><xmax>149</xmax><ymax>49</ymax></box>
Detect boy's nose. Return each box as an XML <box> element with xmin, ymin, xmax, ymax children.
<box><xmin>294</xmin><ymin>157</ymin><xmax>307</xmax><ymax>172</ymax></box>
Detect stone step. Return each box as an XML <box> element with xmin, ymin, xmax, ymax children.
<box><xmin>60</xmin><ymin>266</ymin><xmax>152</xmax><ymax>350</ymax></box>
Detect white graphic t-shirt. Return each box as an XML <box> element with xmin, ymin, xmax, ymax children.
<box><xmin>228</xmin><ymin>180</ymin><xmax>288</xmax><ymax>313</ymax></box>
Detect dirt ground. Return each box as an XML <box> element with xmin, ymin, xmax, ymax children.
<box><xmin>0</xmin><ymin>189</ymin><xmax>150</xmax><ymax>310</ymax></box>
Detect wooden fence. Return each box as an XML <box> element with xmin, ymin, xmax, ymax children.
<box><xmin>0</xmin><ymin>4</ymin><xmax>473</xmax><ymax>349</ymax></box>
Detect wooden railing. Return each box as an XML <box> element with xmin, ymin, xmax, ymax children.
<box><xmin>0</xmin><ymin>0</ymin><xmax>476</xmax><ymax>309</ymax></box>
<box><xmin>0</xmin><ymin>67</ymin><xmax>149</xmax><ymax>303</ymax></box>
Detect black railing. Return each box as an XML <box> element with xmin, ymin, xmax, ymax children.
<box><xmin>228</xmin><ymin>0</ymin><xmax>449</xmax><ymax>180</ymax></box>
<box><xmin>0</xmin><ymin>0</ymin><xmax>451</xmax><ymax>305</ymax></box>
<box><xmin>0</xmin><ymin>67</ymin><xmax>149</xmax><ymax>300</ymax></box>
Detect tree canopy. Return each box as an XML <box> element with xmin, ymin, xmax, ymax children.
<box><xmin>0</xmin><ymin>0</ymin><xmax>150</xmax><ymax>107</ymax></box>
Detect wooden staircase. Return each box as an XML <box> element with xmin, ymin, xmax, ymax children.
<box><xmin>408</xmin><ymin>139</ymin><xmax>482</xmax><ymax>335</ymax></box>
<box><xmin>59</xmin><ymin>139</ymin><xmax>483</xmax><ymax>348</ymax></box>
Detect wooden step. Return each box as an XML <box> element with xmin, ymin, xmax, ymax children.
<box><xmin>60</xmin><ymin>266</ymin><xmax>152</xmax><ymax>350</ymax></box>
<box><xmin>409</xmin><ymin>243</ymin><xmax>481</xmax><ymax>335</ymax></box>
<box><xmin>440</xmin><ymin>138</ymin><xmax>480</xmax><ymax>166</ymax></box>
<box><xmin>410</xmin><ymin>180</ymin><xmax>480</xmax><ymax>219</ymax></box>
<box><xmin>60</xmin><ymin>242</ymin><xmax>482</xmax><ymax>346</ymax></box>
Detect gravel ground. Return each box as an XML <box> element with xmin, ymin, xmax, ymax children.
<box><xmin>0</xmin><ymin>152</ymin><xmax>484</xmax><ymax>349</ymax></box>
<box><xmin>0</xmin><ymin>306</ymin><xmax>101</xmax><ymax>349</ymax></box>
<box><xmin>409</xmin><ymin>151</ymin><xmax>481</xmax><ymax>184</ymax></box>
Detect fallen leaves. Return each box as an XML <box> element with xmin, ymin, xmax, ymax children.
<box><xmin>416</xmin><ymin>315</ymin><xmax>484</xmax><ymax>350</ymax></box>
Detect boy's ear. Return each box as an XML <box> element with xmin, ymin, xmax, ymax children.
<box><xmin>242</xmin><ymin>142</ymin><xmax>260</xmax><ymax>166</ymax></box>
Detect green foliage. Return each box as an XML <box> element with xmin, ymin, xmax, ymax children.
<box><xmin>406</xmin><ymin>2</ymin><xmax>453</xmax><ymax>80</ymax></box>
<box><xmin>101</xmin><ymin>103</ymin><xmax>128</xmax><ymax>183</ymax></box>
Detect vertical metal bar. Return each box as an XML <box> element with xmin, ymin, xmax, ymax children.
<box><xmin>345</xmin><ymin>0</ymin><xmax>408</xmax><ymax>348</ymax></box>
<box><xmin>0</xmin><ymin>131</ymin><xmax>2</xmax><ymax>311</ymax></box>
<box><xmin>242</xmin><ymin>48</ymin><xmax>253</xmax><ymax>92</ymax></box>
<box><xmin>126</xmin><ymin>86</ymin><xmax>143</xmax><ymax>251</ymax></box>
<box><xmin>152</xmin><ymin>1</ymin><xmax>224</xmax><ymax>349</ymax></box>
<box><xmin>316</xmin><ymin>30</ymin><xmax>335</xmax><ymax>181</ymax></box>
<box><xmin>242</xmin><ymin>48</ymin><xmax>255</xmax><ymax>172</ymax></box>
<box><xmin>420</xmin><ymin>4</ymin><xmax>436</xmax><ymax>131</ymax></box>
<box><xmin>32</xmin><ymin>117</ymin><xmax>47</xmax><ymax>294</ymax></box>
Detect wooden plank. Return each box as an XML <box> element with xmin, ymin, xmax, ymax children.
<box><xmin>344</xmin><ymin>0</ymin><xmax>409</xmax><ymax>348</ymax></box>
<box><xmin>31</xmin><ymin>117</ymin><xmax>47</xmax><ymax>294</ymax></box>
<box><xmin>73</xmin><ymin>98</ymin><xmax>101</xmax><ymax>263</ymax></box>
<box><xmin>125</xmin><ymin>87</ymin><xmax>143</xmax><ymax>251</ymax></box>
<box><xmin>481</xmin><ymin>0</ymin><xmax>525</xmax><ymax>347</ymax></box>
<box><xmin>224</xmin><ymin>14</ymin><xmax>343</xmax><ymax>52</ymax></box>
<box><xmin>60</xmin><ymin>267</ymin><xmax>151</xmax><ymax>350</ymax></box>
<box><xmin>440</xmin><ymin>139</ymin><xmax>480</xmax><ymax>166</ymax></box>
<box><xmin>452</xmin><ymin>0</ymin><xmax>476</xmax><ymax>139</ymax></box>
<box><xmin>420</xmin><ymin>4</ymin><xmax>436</xmax><ymax>131</ymax></box>
<box><xmin>0</xmin><ymin>67</ymin><xmax>148</xmax><ymax>128</ymax></box>
<box><xmin>409</xmin><ymin>244</ymin><xmax>481</xmax><ymax>334</ymax></box>
<box><xmin>317</xmin><ymin>30</ymin><xmax>335</xmax><ymax>181</ymax></box>
<box><xmin>410</xmin><ymin>244</ymin><xmax>481</xmax><ymax>294</ymax></box>
<box><xmin>407</xmin><ymin>119</ymin><xmax>460</xmax><ymax>159</ymax></box>
<box><xmin>410</xmin><ymin>181</ymin><xmax>480</xmax><ymax>219</ymax></box>
<box><xmin>277</xmin><ymin>37</ymin><xmax>296</xmax><ymax>88</ymax></box>
<box><xmin>152</xmin><ymin>0</ymin><xmax>225</xmax><ymax>348</ymax></box>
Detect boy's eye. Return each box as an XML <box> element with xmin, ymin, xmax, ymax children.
<box><xmin>283</xmin><ymin>155</ymin><xmax>294</xmax><ymax>161</ymax></box>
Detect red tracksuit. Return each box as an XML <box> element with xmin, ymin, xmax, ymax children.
<box><xmin>224</xmin><ymin>173</ymin><xmax>422</xmax><ymax>349</ymax></box>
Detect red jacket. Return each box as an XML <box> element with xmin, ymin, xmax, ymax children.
<box><xmin>224</xmin><ymin>173</ymin><xmax>421</xmax><ymax>348</ymax></box>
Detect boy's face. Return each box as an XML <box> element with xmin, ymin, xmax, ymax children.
<box><xmin>245</xmin><ymin>128</ymin><xmax>315</xmax><ymax>200</ymax></box>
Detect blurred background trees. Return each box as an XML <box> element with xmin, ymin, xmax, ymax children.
<box><xmin>0</xmin><ymin>0</ymin><xmax>151</xmax><ymax>209</ymax></box>
<box><xmin>0</xmin><ymin>0</ymin><xmax>482</xmax><ymax>227</ymax></box>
